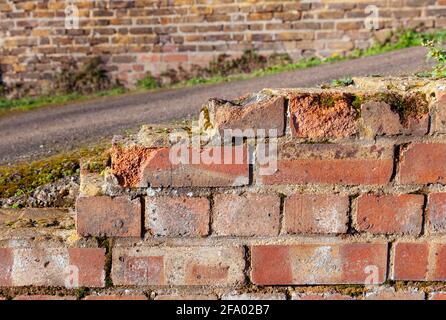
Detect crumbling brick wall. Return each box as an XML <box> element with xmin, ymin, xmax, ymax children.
<box><xmin>0</xmin><ymin>0</ymin><xmax>445</xmax><ymax>94</ymax></box>
<box><xmin>2</xmin><ymin>76</ymin><xmax>446</xmax><ymax>300</ymax></box>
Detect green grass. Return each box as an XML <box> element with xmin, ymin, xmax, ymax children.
<box><xmin>2</xmin><ymin>29</ymin><xmax>446</xmax><ymax>116</ymax></box>
<box><xmin>0</xmin><ymin>87</ymin><xmax>127</xmax><ymax>116</ymax></box>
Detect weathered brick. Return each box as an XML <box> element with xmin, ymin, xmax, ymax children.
<box><xmin>284</xmin><ymin>194</ymin><xmax>349</xmax><ymax>234</ymax></box>
<box><xmin>155</xmin><ymin>294</ymin><xmax>218</xmax><ymax>300</ymax></box>
<box><xmin>222</xmin><ymin>292</ymin><xmax>286</xmax><ymax>300</ymax></box>
<box><xmin>145</xmin><ymin>196</ymin><xmax>210</xmax><ymax>237</ymax></box>
<box><xmin>393</xmin><ymin>242</ymin><xmax>446</xmax><ymax>281</ymax></box>
<box><xmin>200</xmin><ymin>95</ymin><xmax>285</xmax><ymax>138</ymax></box>
<box><xmin>14</xmin><ymin>295</ymin><xmax>76</xmax><ymax>300</ymax></box>
<box><xmin>392</xmin><ymin>242</ymin><xmax>428</xmax><ymax>281</ymax></box>
<box><xmin>111</xmin><ymin>145</ymin><xmax>249</xmax><ymax>188</ymax></box>
<box><xmin>112</xmin><ymin>245</ymin><xmax>245</xmax><ymax>286</ymax></box>
<box><xmin>291</xmin><ymin>292</ymin><xmax>354</xmax><ymax>300</ymax></box>
<box><xmin>431</xmin><ymin>88</ymin><xmax>446</xmax><ymax>133</ymax></box>
<box><xmin>430</xmin><ymin>292</ymin><xmax>446</xmax><ymax>300</ymax></box>
<box><xmin>361</xmin><ymin>100</ymin><xmax>428</xmax><ymax>137</ymax></box>
<box><xmin>84</xmin><ymin>295</ymin><xmax>147</xmax><ymax>300</ymax></box>
<box><xmin>76</xmin><ymin>196</ymin><xmax>142</xmax><ymax>237</ymax></box>
<box><xmin>356</xmin><ymin>194</ymin><xmax>424</xmax><ymax>235</ymax></box>
<box><xmin>79</xmin><ymin>171</ymin><xmax>103</xmax><ymax>196</ymax></box>
<box><xmin>0</xmin><ymin>248</ymin><xmax>12</xmax><ymax>286</ymax></box>
<box><xmin>289</xmin><ymin>92</ymin><xmax>358</xmax><ymax>139</ymax></box>
<box><xmin>1</xmin><ymin>247</ymin><xmax>105</xmax><ymax>287</ymax></box>
<box><xmin>251</xmin><ymin>242</ymin><xmax>387</xmax><ymax>285</ymax></box>
<box><xmin>260</xmin><ymin>142</ymin><xmax>393</xmax><ymax>186</ymax></box>
<box><xmin>213</xmin><ymin>193</ymin><xmax>280</xmax><ymax>236</ymax></box>
<box><xmin>399</xmin><ymin>143</ymin><xmax>446</xmax><ymax>184</ymax></box>
<box><xmin>69</xmin><ymin>248</ymin><xmax>106</xmax><ymax>287</ymax></box>
<box><xmin>427</xmin><ymin>193</ymin><xmax>446</xmax><ymax>234</ymax></box>
<box><xmin>364</xmin><ymin>287</ymin><xmax>425</xmax><ymax>300</ymax></box>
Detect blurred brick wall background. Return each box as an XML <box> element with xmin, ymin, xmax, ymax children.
<box><xmin>0</xmin><ymin>0</ymin><xmax>444</xmax><ymax>92</ymax></box>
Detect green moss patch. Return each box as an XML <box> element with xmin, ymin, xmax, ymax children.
<box><xmin>0</xmin><ymin>144</ymin><xmax>110</xmax><ymax>199</ymax></box>
<box><xmin>367</xmin><ymin>91</ymin><xmax>429</xmax><ymax>125</ymax></box>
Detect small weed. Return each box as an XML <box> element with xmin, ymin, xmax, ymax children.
<box><xmin>320</xmin><ymin>96</ymin><xmax>336</xmax><ymax>108</ymax></box>
<box><xmin>351</xmin><ymin>95</ymin><xmax>363</xmax><ymax>118</ymax></box>
<box><xmin>331</xmin><ymin>77</ymin><xmax>354</xmax><ymax>87</ymax></box>
<box><xmin>420</xmin><ymin>39</ymin><xmax>446</xmax><ymax>78</ymax></box>
<box><xmin>75</xmin><ymin>287</ymin><xmax>89</xmax><ymax>300</ymax></box>
<box><xmin>137</xmin><ymin>72</ymin><xmax>160</xmax><ymax>90</ymax></box>
<box><xmin>54</xmin><ymin>56</ymin><xmax>119</xmax><ymax>95</ymax></box>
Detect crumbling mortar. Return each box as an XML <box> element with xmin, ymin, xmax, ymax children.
<box><xmin>4</xmin><ymin>281</ymin><xmax>446</xmax><ymax>300</ymax></box>
<box><xmin>106</xmin><ymin>184</ymin><xmax>446</xmax><ymax>205</ymax></box>
<box><xmin>96</xmin><ymin>236</ymin><xmax>114</xmax><ymax>288</ymax></box>
<box><xmin>111</xmin><ymin>233</ymin><xmax>446</xmax><ymax>250</ymax></box>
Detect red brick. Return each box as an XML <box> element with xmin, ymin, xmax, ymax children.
<box><xmin>5</xmin><ymin>247</ymin><xmax>105</xmax><ymax>287</ymax></box>
<box><xmin>291</xmin><ymin>292</ymin><xmax>354</xmax><ymax>300</ymax></box>
<box><xmin>284</xmin><ymin>194</ymin><xmax>349</xmax><ymax>234</ymax></box>
<box><xmin>112</xmin><ymin>145</ymin><xmax>249</xmax><ymax>188</ymax></box>
<box><xmin>356</xmin><ymin>194</ymin><xmax>424</xmax><ymax>235</ymax></box>
<box><xmin>251</xmin><ymin>242</ymin><xmax>387</xmax><ymax>285</ymax></box>
<box><xmin>392</xmin><ymin>242</ymin><xmax>429</xmax><ymax>281</ymax></box>
<box><xmin>427</xmin><ymin>193</ymin><xmax>446</xmax><ymax>234</ymax></box>
<box><xmin>429</xmin><ymin>292</ymin><xmax>446</xmax><ymax>300</ymax></box>
<box><xmin>0</xmin><ymin>248</ymin><xmax>12</xmax><ymax>286</ymax></box>
<box><xmin>112</xmin><ymin>245</ymin><xmax>245</xmax><ymax>286</ymax></box>
<box><xmin>84</xmin><ymin>295</ymin><xmax>147</xmax><ymax>300</ymax></box>
<box><xmin>76</xmin><ymin>196</ymin><xmax>142</xmax><ymax>237</ymax></box>
<box><xmin>361</xmin><ymin>100</ymin><xmax>428</xmax><ymax>137</ymax></box>
<box><xmin>289</xmin><ymin>92</ymin><xmax>358</xmax><ymax>139</ymax></box>
<box><xmin>213</xmin><ymin>193</ymin><xmax>280</xmax><ymax>236</ymax></box>
<box><xmin>9</xmin><ymin>248</ymin><xmax>70</xmax><ymax>287</ymax></box>
<box><xmin>69</xmin><ymin>248</ymin><xmax>106</xmax><ymax>287</ymax></box>
<box><xmin>260</xmin><ymin>143</ymin><xmax>393</xmax><ymax>186</ymax></box>
<box><xmin>399</xmin><ymin>143</ymin><xmax>446</xmax><ymax>184</ymax></box>
<box><xmin>162</xmin><ymin>54</ymin><xmax>188</xmax><ymax>63</ymax></box>
<box><xmin>365</xmin><ymin>287</ymin><xmax>425</xmax><ymax>300</ymax></box>
<box><xmin>14</xmin><ymin>295</ymin><xmax>76</xmax><ymax>300</ymax></box>
<box><xmin>431</xmin><ymin>88</ymin><xmax>446</xmax><ymax>134</ymax></box>
<box><xmin>393</xmin><ymin>242</ymin><xmax>446</xmax><ymax>281</ymax></box>
<box><xmin>201</xmin><ymin>95</ymin><xmax>285</xmax><ymax>138</ymax></box>
<box><xmin>222</xmin><ymin>292</ymin><xmax>286</xmax><ymax>300</ymax></box>
<box><xmin>146</xmin><ymin>196</ymin><xmax>209</xmax><ymax>237</ymax></box>
<box><xmin>432</xmin><ymin>244</ymin><xmax>446</xmax><ymax>281</ymax></box>
<box><xmin>155</xmin><ymin>294</ymin><xmax>218</xmax><ymax>300</ymax></box>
